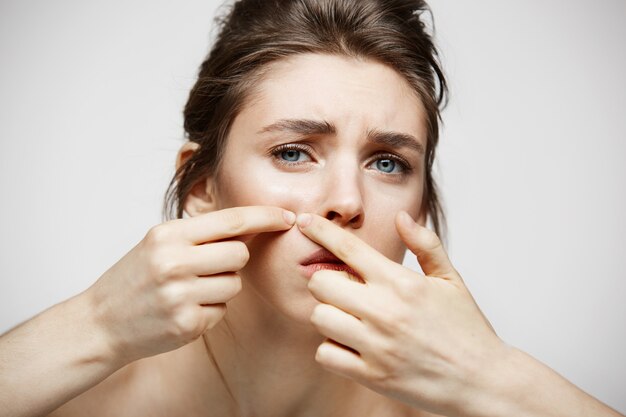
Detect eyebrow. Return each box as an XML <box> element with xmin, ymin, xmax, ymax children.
<box><xmin>366</xmin><ymin>128</ymin><xmax>425</xmax><ymax>155</ymax></box>
<box><xmin>258</xmin><ymin>118</ymin><xmax>424</xmax><ymax>155</ymax></box>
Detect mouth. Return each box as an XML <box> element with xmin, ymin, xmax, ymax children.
<box><xmin>299</xmin><ymin>248</ymin><xmax>364</xmax><ymax>283</ymax></box>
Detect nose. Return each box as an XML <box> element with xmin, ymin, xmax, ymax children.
<box><xmin>317</xmin><ymin>162</ymin><xmax>364</xmax><ymax>229</ymax></box>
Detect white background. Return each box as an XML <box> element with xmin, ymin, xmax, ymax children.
<box><xmin>1</xmin><ymin>0</ymin><xmax>624</xmax><ymax>412</ymax></box>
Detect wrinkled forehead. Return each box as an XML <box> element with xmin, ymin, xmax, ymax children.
<box><xmin>236</xmin><ymin>53</ymin><xmax>428</xmax><ymax>144</ymax></box>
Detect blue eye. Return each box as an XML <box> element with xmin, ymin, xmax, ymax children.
<box><xmin>281</xmin><ymin>149</ymin><xmax>302</xmax><ymax>162</ymax></box>
<box><xmin>375</xmin><ymin>159</ymin><xmax>397</xmax><ymax>173</ymax></box>
<box><xmin>271</xmin><ymin>144</ymin><xmax>313</xmax><ymax>165</ymax></box>
<box><xmin>368</xmin><ymin>154</ymin><xmax>412</xmax><ymax>176</ymax></box>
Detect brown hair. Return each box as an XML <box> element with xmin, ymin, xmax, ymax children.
<box><xmin>164</xmin><ymin>0</ymin><xmax>448</xmax><ymax>242</ymax></box>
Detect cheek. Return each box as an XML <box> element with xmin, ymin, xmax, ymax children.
<box><xmin>215</xmin><ymin>159</ymin><xmax>317</xmax><ymax>213</ymax></box>
<box><xmin>360</xmin><ymin>182</ymin><xmax>423</xmax><ymax>263</ymax></box>
<box><xmin>216</xmin><ymin>153</ymin><xmax>423</xmax><ymax>264</ymax></box>
<box><xmin>363</xmin><ymin>206</ymin><xmax>408</xmax><ymax>264</ymax></box>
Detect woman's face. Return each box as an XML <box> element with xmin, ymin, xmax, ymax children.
<box><xmin>209</xmin><ymin>53</ymin><xmax>428</xmax><ymax>323</ymax></box>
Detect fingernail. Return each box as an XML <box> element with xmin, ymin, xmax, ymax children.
<box><xmin>398</xmin><ymin>211</ymin><xmax>415</xmax><ymax>228</ymax></box>
<box><xmin>297</xmin><ymin>213</ymin><xmax>312</xmax><ymax>228</ymax></box>
<box><xmin>283</xmin><ymin>210</ymin><xmax>296</xmax><ymax>225</ymax></box>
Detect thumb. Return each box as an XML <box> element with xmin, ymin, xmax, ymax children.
<box><xmin>395</xmin><ymin>211</ymin><xmax>459</xmax><ymax>281</ymax></box>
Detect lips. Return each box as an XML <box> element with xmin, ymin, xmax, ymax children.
<box><xmin>301</xmin><ymin>248</ymin><xmax>344</xmax><ymax>266</ymax></box>
<box><xmin>299</xmin><ymin>248</ymin><xmax>364</xmax><ymax>282</ymax></box>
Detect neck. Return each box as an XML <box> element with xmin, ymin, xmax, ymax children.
<box><xmin>202</xmin><ymin>284</ymin><xmax>380</xmax><ymax>417</ymax></box>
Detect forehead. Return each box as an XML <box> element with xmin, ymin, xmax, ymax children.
<box><xmin>239</xmin><ymin>53</ymin><xmax>427</xmax><ymax>143</ymax></box>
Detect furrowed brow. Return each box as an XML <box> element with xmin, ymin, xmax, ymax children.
<box><xmin>258</xmin><ymin>119</ymin><xmax>336</xmax><ymax>136</ymax></box>
<box><xmin>366</xmin><ymin>128</ymin><xmax>425</xmax><ymax>155</ymax></box>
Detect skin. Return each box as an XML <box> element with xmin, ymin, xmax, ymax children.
<box><xmin>179</xmin><ymin>53</ymin><xmax>437</xmax><ymax>416</ymax></box>
<box><xmin>2</xmin><ymin>53</ymin><xmax>622</xmax><ymax>417</ymax></box>
<box><xmin>203</xmin><ymin>52</ymin><xmax>428</xmax><ymax>325</ymax></box>
<box><xmin>41</xmin><ymin>53</ymin><xmax>437</xmax><ymax>417</ymax></box>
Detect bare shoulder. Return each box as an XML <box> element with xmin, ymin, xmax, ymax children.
<box><xmin>45</xmin><ymin>359</ymin><xmax>134</xmax><ymax>416</ymax></box>
<box><xmin>371</xmin><ymin>392</ymin><xmax>446</xmax><ymax>417</ymax></box>
<box><xmin>44</xmin><ymin>337</ymin><xmax>445</xmax><ymax>417</ymax></box>
<box><xmin>46</xmin><ymin>356</ymin><xmax>161</xmax><ymax>417</ymax></box>
<box><xmin>402</xmin><ymin>406</ymin><xmax>445</xmax><ymax>417</ymax></box>
<box><xmin>392</xmin><ymin>405</ymin><xmax>445</xmax><ymax>417</ymax></box>
<box><xmin>47</xmin><ymin>339</ymin><xmax>213</xmax><ymax>417</ymax></box>
<box><xmin>392</xmin><ymin>404</ymin><xmax>443</xmax><ymax>417</ymax></box>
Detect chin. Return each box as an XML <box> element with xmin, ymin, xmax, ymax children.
<box><xmin>236</xmin><ymin>231</ymin><xmax>319</xmax><ymax>322</ymax></box>
<box><xmin>278</xmin><ymin>293</ymin><xmax>320</xmax><ymax>326</ymax></box>
<box><xmin>240</xmin><ymin>267</ymin><xmax>321</xmax><ymax>326</ymax></box>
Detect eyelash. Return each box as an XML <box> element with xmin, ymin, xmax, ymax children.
<box><xmin>269</xmin><ymin>143</ymin><xmax>312</xmax><ymax>166</ymax></box>
<box><xmin>268</xmin><ymin>143</ymin><xmax>414</xmax><ymax>175</ymax></box>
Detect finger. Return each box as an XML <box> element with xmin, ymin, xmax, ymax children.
<box><xmin>296</xmin><ymin>213</ymin><xmax>395</xmax><ymax>283</ymax></box>
<box><xmin>181</xmin><ymin>206</ymin><xmax>296</xmax><ymax>244</ymax></box>
<box><xmin>310</xmin><ymin>303</ymin><xmax>370</xmax><ymax>353</ymax></box>
<box><xmin>315</xmin><ymin>339</ymin><xmax>368</xmax><ymax>380</ymax></box>
<box><xmin>395</xmin><ymin>211</ymin><xmax>459</xmax><ymax>281</ymax></box>
<box><xmin>308</xmin><ymin>270</ymin><xmax>372</xmax><ymax>319</ymax></box>
<box><xmin>192</xmin><ymin>273</ymin><xmax>242</xmax><ymax>305</ymax></box>
<box><xmin>186</xmin><ymin>240</ymin><xmax>250</xmax><ymax>275</ymax></box>
<box><xmin>200</xmin><ymin>303</ymin><xmax>227</xmax><ymax>330</ymax></box>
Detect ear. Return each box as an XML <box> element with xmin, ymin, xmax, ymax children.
<box><xmin>175</xmin><ymin>141</ymin><xmax>217</xmax><ymax>217</ymax></box>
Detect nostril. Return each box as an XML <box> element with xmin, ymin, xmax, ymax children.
<box><xmin>325</xmin><ymin>211</ymin><xmax>363</xmax><ymax>228</ymax></box>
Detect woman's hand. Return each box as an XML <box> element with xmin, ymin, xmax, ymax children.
<box><xmin>296</xmin><ymin>211</ymin><xmax>504</xmax><ymax>416</ymax></box>
<box><xmin>86</xmin><ymin>206</ymin><xmax>296</xmax><ymax>365</ymax></box>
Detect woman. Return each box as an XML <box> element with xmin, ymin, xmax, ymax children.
<box><xmin>0</xmin><ymin>0</ymin><xmax>623</xmax><ymax>416</ymax></box>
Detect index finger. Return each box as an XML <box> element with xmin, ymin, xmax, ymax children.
<box><xmin>180</xmin><ymin>206</ymin><xmax>295</xmax><ymax>244</ymax></box>
<box><xmin>296</xmin><ymin>213</ymin><xmax>394</xmax><ymax>283</ymax></box>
